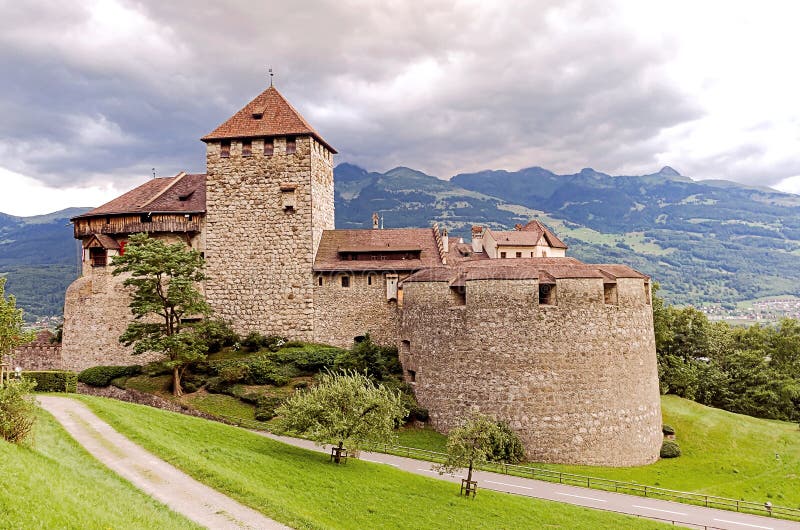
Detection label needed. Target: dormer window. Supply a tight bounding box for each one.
[252,112,263,120]
[286,136,296,155]
[220,141,231,158]
[242,139,252,157]
[178,191,194,202]
[264,138,274,156]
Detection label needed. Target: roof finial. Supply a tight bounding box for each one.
[152,168,156,179]
[268,67,274,87]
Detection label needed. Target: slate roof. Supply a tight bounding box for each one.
[201,86,337,153]
[83,233,120,250]
[72,173,207,220]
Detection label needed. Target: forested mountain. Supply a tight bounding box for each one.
[6,163,800,319]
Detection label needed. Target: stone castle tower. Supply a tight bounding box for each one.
[201,87,336,338]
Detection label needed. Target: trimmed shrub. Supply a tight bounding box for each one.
[191,318,239,354]
[219,364,249,384]
[78,365,142,387]
[662,424,675,436]
[489,421,526,464]
[242,333,287,353]
[0,378,37,443]
[292,381,309,390]
[255,396,285,422]
[660,440,682,458]
[273,346,342,374]
[22,371,77,392]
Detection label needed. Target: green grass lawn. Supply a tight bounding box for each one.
[78,395,672,530]
[0,408,198,530]
[397,396,800,508]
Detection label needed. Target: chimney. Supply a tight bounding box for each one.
[471,225,484,253]
[442,228,449,253]
[372,212,379,230]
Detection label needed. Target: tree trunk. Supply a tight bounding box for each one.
[172,366,182,397]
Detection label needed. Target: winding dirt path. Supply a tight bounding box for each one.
[38,395,289,530]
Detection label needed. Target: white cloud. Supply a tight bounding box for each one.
[0,166,138,216]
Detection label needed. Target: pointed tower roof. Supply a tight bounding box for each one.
[201,86,336,153]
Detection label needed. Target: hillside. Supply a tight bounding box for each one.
[0,207,88,321]
[337,163,800,305]
[7,163,800,318]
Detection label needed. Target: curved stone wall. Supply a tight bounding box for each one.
[399,276,662,466]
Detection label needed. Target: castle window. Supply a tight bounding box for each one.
[286,136,296,154]
[280,184,297,211]
[264,138,274,156]
[89,247,107,267]
[500,251,507,258]
[450,285,466,306]
[318,276,323,286]
[604,283,618,305]
[516,252,522,258]
[407,369,416,383]
[242,140,252,157]
[539,283,556,306]
[220,140,231,158]
[644,280,651,305]
[341,275,350,288]
[367,275,373,286]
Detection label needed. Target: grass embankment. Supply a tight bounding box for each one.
[0,408,198,530]
[398,396,800,508]
[78,395,672,530]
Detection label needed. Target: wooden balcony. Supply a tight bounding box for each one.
[74,218,201,238]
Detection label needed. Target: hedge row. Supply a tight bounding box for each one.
[22,371,77,393]
[78,365,142,387]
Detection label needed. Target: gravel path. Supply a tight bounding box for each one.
[38,395,289,530]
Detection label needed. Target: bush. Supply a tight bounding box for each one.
[409,405,429,422]
[219,364,249,384]
[242,332,286,353]
[489,422,526,464]
[660,440,682,458]
[0,378,37,443]
[662,424,675,436]
[292,381,309,390]
[192,319,239,354]
[249,359,292,386]
[273,346,342,374]
[78,365,142,387]
[22,371,77,392]
[334,335,402,380]
[255,395,285,421]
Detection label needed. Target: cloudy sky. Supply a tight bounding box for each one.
[2,0,800,215]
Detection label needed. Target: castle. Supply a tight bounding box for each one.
[62,85,663,466]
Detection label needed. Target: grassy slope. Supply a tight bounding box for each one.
[78,395,671,530]
[0,408,198,530]
[397,396,800,508]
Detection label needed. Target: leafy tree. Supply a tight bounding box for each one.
[334,334,402,380]
[273,370,407,462]
[112,233,209,397]
[436,413,510,493]
[0,277,36,366]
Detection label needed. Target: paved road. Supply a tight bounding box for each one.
[262,432,800,530]
[38,396,288,530]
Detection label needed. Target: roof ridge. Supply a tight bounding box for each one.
[140,172,186,208]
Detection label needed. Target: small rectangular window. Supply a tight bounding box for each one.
[89,247,107,267]
[318,276,323,286]
[264,138,274,156]
[220,141,231,158]
[645,281,651,305]
[604,283,618,305]
[450,285,466,306]
[341,275,350,288]
[539,283,555,305]
[140,213,152,223]
[500,251,507,258]
[242,140,252,156]
[286,136,296,154]
[368,275,373,286]
[516,252,522,258]
[407,369,416,383]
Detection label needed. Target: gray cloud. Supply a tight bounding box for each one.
[2,0,777,191]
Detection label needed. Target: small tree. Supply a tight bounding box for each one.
[112,233,210,397]
[0,378,37,443]
[436,413,511,496]
[0,277,36,376]
[273,370,407,463]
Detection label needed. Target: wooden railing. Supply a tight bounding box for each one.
[368,444,800,522]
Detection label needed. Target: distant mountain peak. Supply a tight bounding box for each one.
[658,166,681,177]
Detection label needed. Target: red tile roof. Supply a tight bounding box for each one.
[72,173,206,220]
[486,220,567,249]
[201,86,336,153]
[313,228,444,271]
[83,233,120,250]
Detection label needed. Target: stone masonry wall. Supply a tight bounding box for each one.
[313,272,399,348]
[11,331,63,371]
[204,137,333,340]
[310,138,335,256]
[400,276,662,466]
